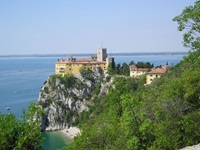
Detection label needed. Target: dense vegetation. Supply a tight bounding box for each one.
[64,1,200,149]
[108,61,153,76]
[0,103,44,150]
[65,50,200,149]
[173,0,200,50]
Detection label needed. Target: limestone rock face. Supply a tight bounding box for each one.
[37,71,111,131]
[180,144,200,150]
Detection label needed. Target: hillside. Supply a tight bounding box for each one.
[64,51,200,150]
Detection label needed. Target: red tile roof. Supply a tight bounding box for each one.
[130,65,137,70]
[56,58,106,65]
[146,68,166,74]
[129,65,149,71]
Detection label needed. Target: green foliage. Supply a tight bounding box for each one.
[43,86,49,94]
[120,63,130,76]
[38,97,53,109]
[107,62,116,75]
[129,60,135,66]
[64,50,200,149]
[173,0,200,51]
[60,75,76,88]
[136,61,153,68]
[80,68,95,82]
[0,103,44,150]
[109,61,153,76]
[48,75,58,90]
[105,75,111,82]
[93,82,101,95]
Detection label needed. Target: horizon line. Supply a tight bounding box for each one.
[0,51,188,58]
[0,51,188,56]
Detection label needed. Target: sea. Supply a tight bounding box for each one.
[0,52,187,150]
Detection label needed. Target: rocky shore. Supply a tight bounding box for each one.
[60,127,80,139]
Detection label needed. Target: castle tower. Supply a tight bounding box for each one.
[97,48,107,61]
[67,55,72,61]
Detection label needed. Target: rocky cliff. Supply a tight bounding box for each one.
[36,70,111,131]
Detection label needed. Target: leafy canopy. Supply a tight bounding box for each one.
[173,0,200,50]
[0,103,44,150]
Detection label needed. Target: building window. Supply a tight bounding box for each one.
[59,68,65,73]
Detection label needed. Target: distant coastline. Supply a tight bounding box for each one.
[0,51,188,58]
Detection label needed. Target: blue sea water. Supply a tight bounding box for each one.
[0,57,55,117]
[0,52,187,150]
[42,132,72,150]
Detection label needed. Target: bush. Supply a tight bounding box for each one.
[0,103,44,150]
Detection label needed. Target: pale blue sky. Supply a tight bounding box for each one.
[0,0,196,54]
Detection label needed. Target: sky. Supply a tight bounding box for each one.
[0,0,197,55]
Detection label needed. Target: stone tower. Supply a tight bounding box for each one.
[97,48,107,61]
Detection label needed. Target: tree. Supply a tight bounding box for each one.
[107,62,116,75]
[116,63,121,74]
[129,60,135,66]
[120,62,130,76]
[173,0,200,51]
[0,103,44,150]
[136,61,153,68]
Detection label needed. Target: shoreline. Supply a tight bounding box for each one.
[59,127,81,139]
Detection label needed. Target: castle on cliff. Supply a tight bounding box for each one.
[55,48,114,76]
